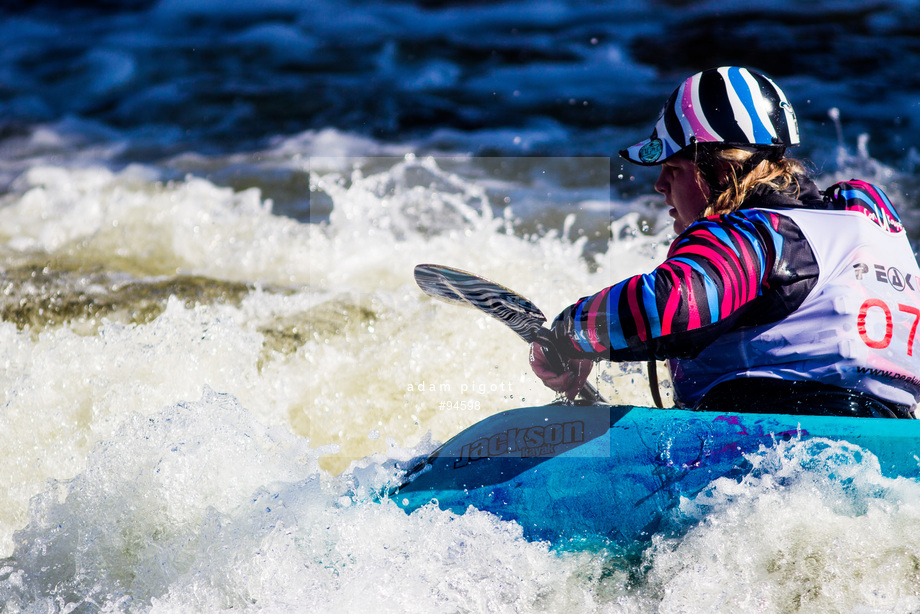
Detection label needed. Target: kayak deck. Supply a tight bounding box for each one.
[394,405,920,545]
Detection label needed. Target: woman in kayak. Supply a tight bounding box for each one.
[531,66,920,418]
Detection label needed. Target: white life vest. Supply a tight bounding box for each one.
[670,207,920,408]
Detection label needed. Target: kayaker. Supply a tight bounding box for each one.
[530,66,920,418]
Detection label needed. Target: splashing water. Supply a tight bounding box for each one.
[0,132,919,611]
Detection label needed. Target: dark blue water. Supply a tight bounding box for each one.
[3,0,918,167]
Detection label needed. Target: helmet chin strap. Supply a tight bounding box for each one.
[647,360,664,408]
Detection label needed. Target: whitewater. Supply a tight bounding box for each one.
[2,0,920,611]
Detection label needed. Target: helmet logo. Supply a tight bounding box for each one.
[639,138,663,163]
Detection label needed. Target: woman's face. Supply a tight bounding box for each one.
[654,156,710,234]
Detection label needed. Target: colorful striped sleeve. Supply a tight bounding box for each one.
[551,210,817,361]
[825,180,904,233]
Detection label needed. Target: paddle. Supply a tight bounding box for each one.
[414,264,606,404]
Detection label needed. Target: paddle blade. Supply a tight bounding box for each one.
[414,264,547,343]
[413,263,607,405]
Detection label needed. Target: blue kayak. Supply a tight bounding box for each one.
[394,404,920,545]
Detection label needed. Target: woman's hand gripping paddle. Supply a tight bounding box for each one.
[413,264,606,404]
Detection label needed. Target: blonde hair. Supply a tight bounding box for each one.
[695,147,806,217]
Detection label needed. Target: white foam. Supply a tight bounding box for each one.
[0,157,667,556]
[635,439,920,612]
[0,389,606,612]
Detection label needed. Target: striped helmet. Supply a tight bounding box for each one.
[620,66,800,166]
